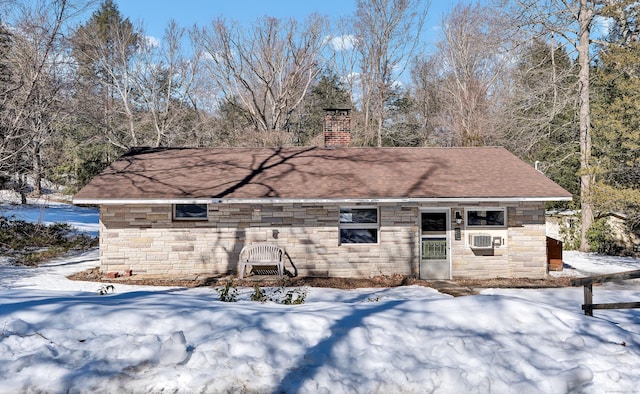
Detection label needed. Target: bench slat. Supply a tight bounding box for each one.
[238,244,285,279]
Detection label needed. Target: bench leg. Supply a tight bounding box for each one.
[239,263,246,279]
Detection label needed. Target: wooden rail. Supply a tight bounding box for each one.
[570,269,640,316]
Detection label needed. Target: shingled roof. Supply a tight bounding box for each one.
[72,146,573,203]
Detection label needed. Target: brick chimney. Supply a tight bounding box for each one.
[323,108,351,148]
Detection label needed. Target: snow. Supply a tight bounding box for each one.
[1,203,640,393]
[0,191,99,236]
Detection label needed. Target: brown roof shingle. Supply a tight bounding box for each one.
[72,146,572,202]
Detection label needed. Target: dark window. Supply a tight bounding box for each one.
[339,208,378,244]
[340,228,378,244]
[174,204,208,220]
[340,208,378,224]
[466,209,505,227]
[421,212,447,233]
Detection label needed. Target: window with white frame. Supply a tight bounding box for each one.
[466,208,506,227]
[174,203,208,220]
[339,207,379,244]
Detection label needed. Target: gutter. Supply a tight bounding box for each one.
[73,196,574,205]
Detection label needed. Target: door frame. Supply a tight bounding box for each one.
[419,208,451,280]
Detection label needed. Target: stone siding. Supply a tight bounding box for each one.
[449,202,547,279]
[99,201,548,279]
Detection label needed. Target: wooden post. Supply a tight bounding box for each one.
[571,269,640,317]
[583,284,593,316]
[571,269,640,286]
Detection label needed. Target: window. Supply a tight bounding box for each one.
[339,207,378,244]
[174,204,208,220]
[466,208,505,227]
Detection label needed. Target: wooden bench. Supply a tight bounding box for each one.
[238,244,285,279]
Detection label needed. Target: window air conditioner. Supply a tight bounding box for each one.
[470,234,493,249]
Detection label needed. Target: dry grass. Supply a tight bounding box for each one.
[453,276,573,289]
[67,268,573,293]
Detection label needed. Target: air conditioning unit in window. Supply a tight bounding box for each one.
[470,234,493,249]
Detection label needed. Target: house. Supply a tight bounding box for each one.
[73,110,573,280]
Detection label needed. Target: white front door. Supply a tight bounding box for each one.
[419,210,451,280]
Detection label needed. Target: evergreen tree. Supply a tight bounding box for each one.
[293,71,352,145]
[72,0,139,90]
[59,1,140,191]
[591,2,640,228]
[593,42,640,189]
[0,22,12,88]
[71,0,140,148]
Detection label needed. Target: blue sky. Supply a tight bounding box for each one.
[114,0,468,47]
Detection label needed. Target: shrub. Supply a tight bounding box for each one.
[250,285,268,302]
[586,218,622,255]
[269,287,307,305]
[559,217,581,250]
[246,285,307,304]
[0,215,97,265]
[216,280,238,302]
[98,285,115,295]
[628,213,640,235]
[281,288,307,305]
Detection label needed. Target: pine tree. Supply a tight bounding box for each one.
[591,2,640,229]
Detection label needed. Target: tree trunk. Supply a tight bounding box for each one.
[377,89,383,147]
[578,0,594,252]
[18,173,27,205]
[33,143,42,197]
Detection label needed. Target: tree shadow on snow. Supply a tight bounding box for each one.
[273,299,407,393]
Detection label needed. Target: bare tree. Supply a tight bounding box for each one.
[344,0,429,147]
[497,38,577,160]
[434,3,514,146]
[506,0,608,251]
[0,0,86,200]
[133,20,201,147]
[409,57,453,146]
[72,0,141,149]
[73,3,206,151]
[194,14,328,136]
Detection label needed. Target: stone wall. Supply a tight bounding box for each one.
[99,201,548,279]
[449,202,548,279]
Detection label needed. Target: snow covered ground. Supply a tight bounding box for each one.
[1,202,639,393]
[0,192,99,236]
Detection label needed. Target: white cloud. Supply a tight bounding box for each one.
[200,50,226,64]
[145,35,161,49]
[326,34,357,51]
[592,15,613,39]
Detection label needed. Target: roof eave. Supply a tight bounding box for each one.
[73,196,574,205]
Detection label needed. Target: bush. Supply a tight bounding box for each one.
[250,285,268,302]
[0,215,97,265]
[216,280,238,302]
[244,284,307,304]
[558,216,581,251]
[215,282,307,304]
[628,212,640,235]
[267,287,307,305]
[281,288,307,305]
[586,218,622,255]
